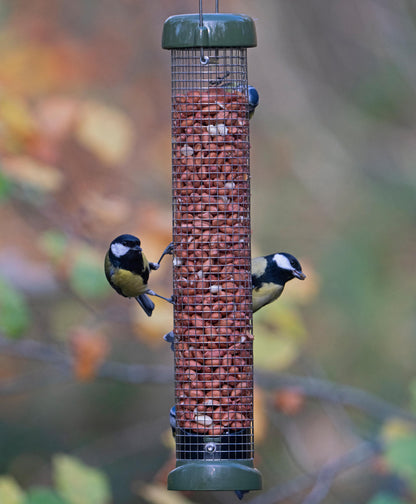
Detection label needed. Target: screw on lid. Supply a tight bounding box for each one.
[162,13,257,49]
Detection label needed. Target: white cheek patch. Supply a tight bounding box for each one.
[111,242,130,258]
[273,253,292,271]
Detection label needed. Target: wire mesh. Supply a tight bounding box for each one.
[171,48,253,461]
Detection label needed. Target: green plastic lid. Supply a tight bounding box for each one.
[162,13,257,49]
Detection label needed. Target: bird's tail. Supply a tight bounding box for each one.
[135,294,155,317]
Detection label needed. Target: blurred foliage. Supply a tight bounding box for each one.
[0,276,30,337]
[54,455,111,504]
[0,1,414,503]
[0,455,111,504]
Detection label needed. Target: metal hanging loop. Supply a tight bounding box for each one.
[199,0,220,65]
[199,0,219,65]
[199,0,209,64]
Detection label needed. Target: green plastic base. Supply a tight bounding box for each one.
[168,460,262,491]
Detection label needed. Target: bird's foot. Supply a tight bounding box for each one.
[147,290,174,304]
[163,331,175,351]
[163,331,174,343]
[152,242,174,269]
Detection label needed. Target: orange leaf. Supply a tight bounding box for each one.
[254,386,268,443]
[0,92,36,151]
[69,327,110,381]
[273,388,305,415]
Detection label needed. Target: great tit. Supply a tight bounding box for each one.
[104,234,173,316]
[163,252,304,347]
[252,252,305,312]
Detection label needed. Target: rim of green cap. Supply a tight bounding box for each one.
[162,13,257,49]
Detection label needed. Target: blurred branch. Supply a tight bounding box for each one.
[73,415,169,466]
[300,441,379,504]
[0,335,413,424]
[246,440,381,504]
[256,371,416,423]
[0,367,69,395]
[99,359,173,384]
[0,334,172,388]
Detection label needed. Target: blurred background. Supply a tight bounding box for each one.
[0,1,415,503]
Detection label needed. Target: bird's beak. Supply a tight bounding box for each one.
[293,270,306,280]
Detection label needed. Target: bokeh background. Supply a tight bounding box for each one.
[0,1,415,503]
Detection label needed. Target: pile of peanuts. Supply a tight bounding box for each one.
[172,87,253,436]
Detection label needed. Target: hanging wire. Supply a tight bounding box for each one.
[199,0,220,65]
[199,0,204,25]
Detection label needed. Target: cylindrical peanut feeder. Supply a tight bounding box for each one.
[163,10,262,492]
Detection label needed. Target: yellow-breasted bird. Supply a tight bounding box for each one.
[104,234,173,316]
[252,252,305,312]
[163,252,305,347]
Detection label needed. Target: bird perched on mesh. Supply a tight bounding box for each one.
[104,234,173,317]
[208,75,259,119]
[169,405,176,437]
[247,85,259,119]
[252,252,305,312]
[163,252,305,347]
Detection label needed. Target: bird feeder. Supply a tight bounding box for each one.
[163,4,262,492]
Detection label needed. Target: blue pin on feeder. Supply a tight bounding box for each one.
[162,5,262,494]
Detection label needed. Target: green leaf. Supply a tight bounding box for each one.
[353,64,414,123]
[253,302,305,371]
[0,476,25,504]
[53,455,111,504]
[254,329,299,371]
[0,170,13,201]
[0,277,30,338]
[385,434,416,491]
[367,492,406,504]
[38,231,68,263]
[23,488,69,504]
[409,378,416,415]
[69,248,108,299]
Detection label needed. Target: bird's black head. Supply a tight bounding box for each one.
[109,234,141,262]
[272,252,306,283]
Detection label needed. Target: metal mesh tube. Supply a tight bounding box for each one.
[171,48,253,461]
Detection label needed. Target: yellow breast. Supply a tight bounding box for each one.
[252,282,283,313]
[111,268,147,298]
